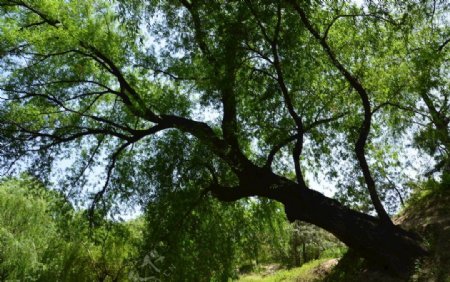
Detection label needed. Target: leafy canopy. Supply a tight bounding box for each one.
[0,0,449,217]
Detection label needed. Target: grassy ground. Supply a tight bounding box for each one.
[236,258,337,282]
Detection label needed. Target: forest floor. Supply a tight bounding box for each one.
[237,186,450,282]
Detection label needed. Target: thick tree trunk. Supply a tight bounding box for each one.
[211,167,428,277]
[278,185,426,276]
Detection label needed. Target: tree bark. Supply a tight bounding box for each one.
[279,184,426,276]
[211,167,428,277]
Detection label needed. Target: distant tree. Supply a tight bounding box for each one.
[142,185,289,280]
[286,221,344,267]
[0,177,141,281]
[0,177,60,281]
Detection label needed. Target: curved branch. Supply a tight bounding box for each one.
[265,134,298,168]
[287,0,392,225]
[78,44,161,123]
[5,0,61,27]
[265,112,348,168]
[373,101,429,120]
[323,13,401,40]
[304,111,349,132]
[248,0,306,187]
[88,141,134,224]
[4,1,161,124]
[6,121,134,144]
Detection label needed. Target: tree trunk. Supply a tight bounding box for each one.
[302,242,306,265]
[278,185,426,276]
[211,167,428,277]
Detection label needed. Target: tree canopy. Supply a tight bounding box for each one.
[1,0,449,276]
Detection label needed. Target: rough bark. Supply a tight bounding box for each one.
[210,166,428,277]
[279,184,426,276]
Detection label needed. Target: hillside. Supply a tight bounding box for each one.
[395,188,450,281]
[324,187,450,282]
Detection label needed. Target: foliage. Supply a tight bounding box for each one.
[0,177,142,281]
[140,180,342,280]
[280,222,345,268]
[1,176,344,281]
[0,177,60,281]
[2,0,446,217]
[142,190,290,281]
[1,0,450,279]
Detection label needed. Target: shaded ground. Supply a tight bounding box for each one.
[236,258,338,282]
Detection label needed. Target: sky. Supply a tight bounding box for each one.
[1,0,440,220]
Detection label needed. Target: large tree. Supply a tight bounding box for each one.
[1,0,448,276]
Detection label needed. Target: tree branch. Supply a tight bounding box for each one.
[304,111,349,132]
[5,0,61,27]
[373,101,429,119]
[265,112,348,168]
[287,0,392,224]
[180,0,241,150]
[88,141,134,224]
[3,0,258,194]
[438,37,450,52]
[248,0,307,187]
[323,13,401,40]
[265,134,298,168]
[208,183,255,202]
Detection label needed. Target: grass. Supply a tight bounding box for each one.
[236,258,331,282]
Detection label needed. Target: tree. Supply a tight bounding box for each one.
[1,0,448,276]
[0,177,61,281]
[0,176,142,281]
[142,187,290,280]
